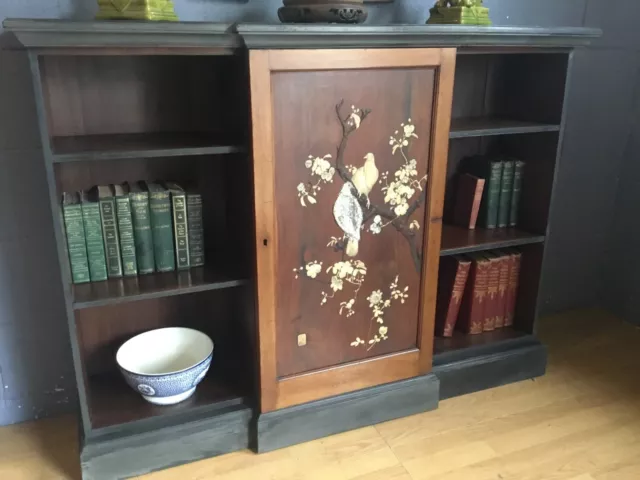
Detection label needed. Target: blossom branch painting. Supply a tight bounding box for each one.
[293,100,428,350]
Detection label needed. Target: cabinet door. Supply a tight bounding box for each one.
[250,48,455,412]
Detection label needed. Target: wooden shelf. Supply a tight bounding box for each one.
[51,132,245,163]
[440,225,545,256]
[449,117,560,139]
[73,267,247,310]
[434,328,531,360]
[87,372,246,431]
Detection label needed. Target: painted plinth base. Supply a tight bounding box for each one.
[256,374,439,453]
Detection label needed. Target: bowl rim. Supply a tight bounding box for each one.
[116,327,214,377]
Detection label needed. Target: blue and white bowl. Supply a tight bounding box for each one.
[116,327,214,406]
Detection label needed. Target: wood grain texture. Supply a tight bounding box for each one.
[251,48,455,412]
[249,50,279,413]
[271,67,433,378]
[2,310,638,480]
[417,48,455,373]
[276,350,420,410]
[38,55,244,138]
[267,48,442,71]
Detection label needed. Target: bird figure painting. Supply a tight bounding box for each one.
[333,153,379,257]
[333,183,363,257]
[351,153,379,208]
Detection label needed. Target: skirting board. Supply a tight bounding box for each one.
[434,339,548,400]
[256,373,439,453]
[81,404,252,480]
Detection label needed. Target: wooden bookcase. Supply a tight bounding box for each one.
[4,20,600,480]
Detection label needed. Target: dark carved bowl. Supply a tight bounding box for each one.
[278,3,368,24]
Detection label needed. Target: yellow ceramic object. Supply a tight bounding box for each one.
[96,0,178,21]
[427,0,491,26]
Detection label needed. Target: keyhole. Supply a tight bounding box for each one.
[263,239,268,246]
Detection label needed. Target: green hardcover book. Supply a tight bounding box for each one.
[129,182,155,275]
[93,185,123,278]
[147,182,175,272]
[165,182,190,270]
[497,159,515,228]
[62,192,90,284]
[80,191,108,282]
[462,156,504,229]
[187,192,205,267]
[509,161,526,227]
[113,184,138,277]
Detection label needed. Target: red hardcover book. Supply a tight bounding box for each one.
[495,251,510,328]
[453,174,486,230]
[435,256,472,337]
[483,254,501,331]
[505,250,522,327]
[457,254,490,335]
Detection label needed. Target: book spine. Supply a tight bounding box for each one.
[442,260,471,337]
[150,190,175,272]
[130,193,155,274]
[81,202,108,282]
[100,197,123,278]
[171,192,190,270]
[187,194,205,267]
[509,161,525,227]
[484,257,500,331]
[457,258,489,335]
[498,161,514,228]
[496,254,510,328]
[505,251,522,327]
[469,180,485,230]
[482,162,503,229]
[115,195,138,277]
[63,202,90,284]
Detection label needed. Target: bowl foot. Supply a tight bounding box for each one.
[143,387,196,405]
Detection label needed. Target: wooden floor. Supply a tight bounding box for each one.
[1,309,639,480]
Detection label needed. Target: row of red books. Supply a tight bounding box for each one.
[435,249,522,337]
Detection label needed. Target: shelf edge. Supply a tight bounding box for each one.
[53,145,245,163]
[440,235,545,256]
[73,278,248,310]
[449,124,561,139]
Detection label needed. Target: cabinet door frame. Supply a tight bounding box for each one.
[250,47,456,412]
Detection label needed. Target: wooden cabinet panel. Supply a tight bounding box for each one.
[250,48,455,412]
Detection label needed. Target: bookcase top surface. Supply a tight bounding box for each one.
[3,19,601,51]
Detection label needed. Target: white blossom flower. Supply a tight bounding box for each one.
[369,215,383,234]
[394,203,409,216]
[350,337,365,347]
[305,159,312,168]
[403,123,418,139]
[305,262,322,279]
[297,183,306,193]
[368,290,383,307]
[330,276,344,292]
[410,220,420,231]
[379,326,388,337]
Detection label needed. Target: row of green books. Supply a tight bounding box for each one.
[62,182,205,284]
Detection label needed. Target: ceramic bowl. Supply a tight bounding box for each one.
[116,327,214,406]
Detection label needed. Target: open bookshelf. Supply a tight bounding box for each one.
[29,49,256,453]
[433,50,570,396]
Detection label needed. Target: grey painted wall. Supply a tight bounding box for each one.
[0,0,634,424]
[598,5,640,325]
